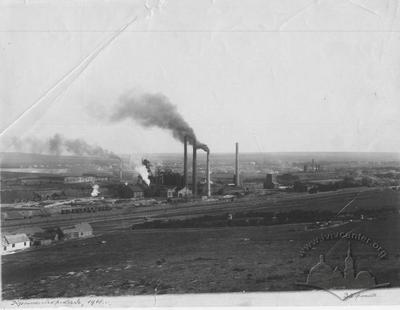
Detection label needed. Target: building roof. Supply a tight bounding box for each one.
[61,222,92,234]
[32,230,58,240]
[177,186,192,192]
[75,222,93,232]
[2,211,25,220]
[242,181,264,185]
[243,176,270,183]
[3,233,30,245]
[212,174,235,180]
[130,184,145,192]
[159,186,177,191]
[13,227,44,236]
[19,175,64,181]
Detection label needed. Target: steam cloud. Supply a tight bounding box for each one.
[91,184,100,197]
[111,92,209,152]
[9,134,118,158]
[135,165,150,185]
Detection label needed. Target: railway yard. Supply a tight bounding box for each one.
[2,186,400,299]
[2,187,395,234]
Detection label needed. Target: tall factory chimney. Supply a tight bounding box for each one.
[183,135,188,188]
[192,139,197,197]
[206,151,211,197]
[235,142,239,186]
[119,158,123,181]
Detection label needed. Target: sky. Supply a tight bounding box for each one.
[1,0,400,154]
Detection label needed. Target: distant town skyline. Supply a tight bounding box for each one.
[1,0,400,154]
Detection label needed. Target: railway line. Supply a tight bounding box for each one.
[2,187,387,234]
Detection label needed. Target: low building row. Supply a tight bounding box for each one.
[1,222,93,255]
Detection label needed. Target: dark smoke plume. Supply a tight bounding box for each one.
[111,92,209,152]
[9,134,118,158]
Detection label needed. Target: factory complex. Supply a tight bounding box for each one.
[1,145,400,258]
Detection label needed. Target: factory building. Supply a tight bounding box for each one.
[115,183,145,199]
[177,186,192,198]
[242,182,264,192]
[63,174,111,184]
[132,135,211,199]
[159,186,177,198]
[264,174,276,189]
[20,175,64,185]
[64,176,96,184]
[130,185,145,198]
[304,159,321,172]
[2,208,48,220]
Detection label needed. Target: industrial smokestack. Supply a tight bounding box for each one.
[206,150,211,197]
[235,142,239,186]
[192,139,197,197]
[119,158,123,181]
[184,135,188,188]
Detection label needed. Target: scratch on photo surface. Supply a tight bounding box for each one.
[348,0,381,17]
[0,15,138,138]
[278,0,320,30]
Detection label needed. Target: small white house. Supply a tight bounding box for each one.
[2,233,31,254]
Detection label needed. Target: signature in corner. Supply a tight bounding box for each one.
[296,282,386,301]
[9,297,110,307]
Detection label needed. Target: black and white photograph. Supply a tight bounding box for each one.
[1,0,400,307]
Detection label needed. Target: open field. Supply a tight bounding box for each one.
[2,216,399,299]
[2,187,399,299]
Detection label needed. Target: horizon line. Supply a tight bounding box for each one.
[1,151,400,156]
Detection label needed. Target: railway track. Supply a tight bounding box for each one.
[2,187,385,233]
